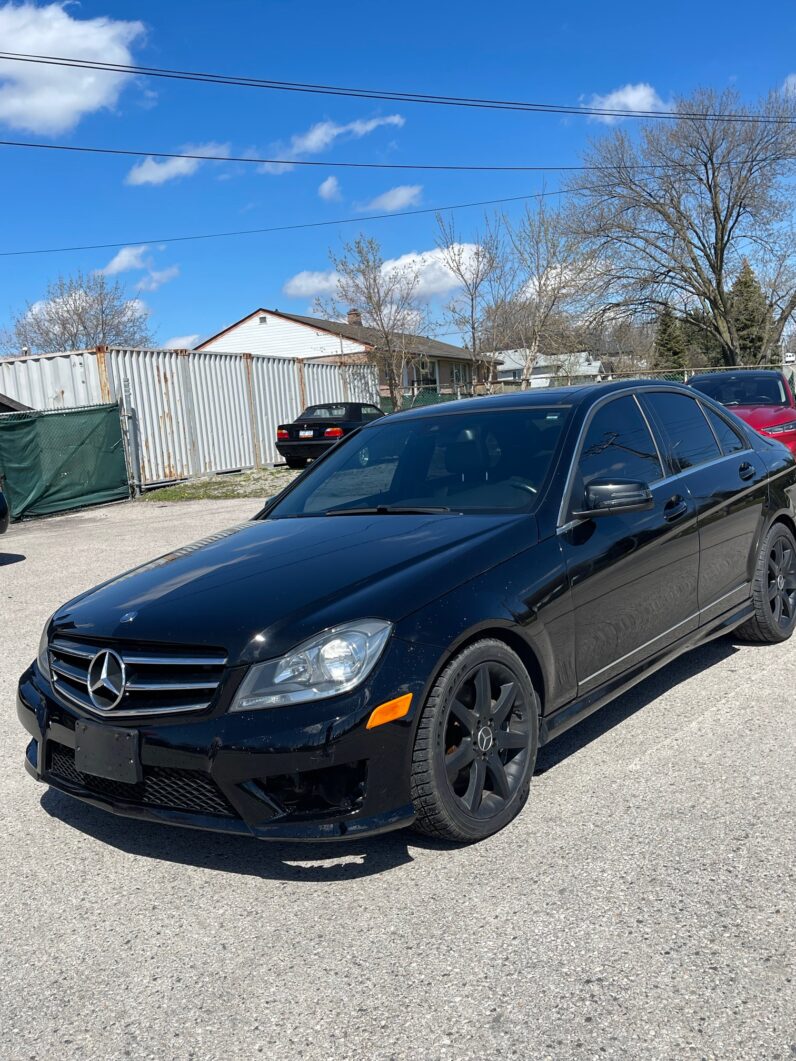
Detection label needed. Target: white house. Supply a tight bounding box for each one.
[196,307,476,396]
[490,349,607,386]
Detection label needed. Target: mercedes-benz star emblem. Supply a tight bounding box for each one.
[476,726,494,753]
[87,649,127,710]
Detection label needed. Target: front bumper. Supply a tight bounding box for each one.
[17,638,439,841]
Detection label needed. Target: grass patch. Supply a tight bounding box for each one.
[138,468,299,502]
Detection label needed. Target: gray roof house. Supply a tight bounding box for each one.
[197,307,477,396]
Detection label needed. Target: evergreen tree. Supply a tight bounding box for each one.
[681,311,725,368]
[653,305,687,371]
[730,260,775,364]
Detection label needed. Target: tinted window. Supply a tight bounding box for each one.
[269,407,570,516]
[300,405,347,419]
[642,392,721,472]
[575,397,663,498]
[701,404,747,454]
[690,374,787,407]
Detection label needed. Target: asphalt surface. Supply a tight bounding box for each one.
[1,499,794,1061]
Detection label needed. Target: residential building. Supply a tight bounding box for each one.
[196,307,476,397]
[489,349,607,386]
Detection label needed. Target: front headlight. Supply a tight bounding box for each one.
[764,420,796,435]
[37,618,52,682]
[230,619,393,711]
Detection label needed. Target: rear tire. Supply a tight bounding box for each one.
[285,458,308,470]
[410,640,538,843]
[737,522,796,644]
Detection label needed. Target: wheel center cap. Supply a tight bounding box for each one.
[476,726,494,753]
[777,574,786,591]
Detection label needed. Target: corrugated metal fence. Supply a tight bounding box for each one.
[0,347,379,487]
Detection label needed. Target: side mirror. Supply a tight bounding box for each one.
[573,478,654,518]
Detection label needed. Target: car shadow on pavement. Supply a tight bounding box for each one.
[0,551,25,566]
[40,636,740,879]
[39,787,443,881]
[535,635,739,774]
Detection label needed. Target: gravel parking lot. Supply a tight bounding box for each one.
[1,499,794,1060]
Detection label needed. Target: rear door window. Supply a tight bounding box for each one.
[641,392,721,473]
[701,404,748,454]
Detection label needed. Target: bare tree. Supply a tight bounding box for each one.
[3,271,153,354]
[435,213,501,389]
[321,236,429,411]
[569,87,796,365]
[503,198,601,386]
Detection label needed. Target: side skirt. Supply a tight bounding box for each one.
[539,601,754,746]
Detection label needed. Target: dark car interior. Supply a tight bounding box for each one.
[272,408,571,516]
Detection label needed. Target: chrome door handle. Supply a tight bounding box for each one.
[739,462,755,482]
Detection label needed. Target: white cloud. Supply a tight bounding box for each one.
[359,184,422,212]
[135,265,180,292]
[283,270,340,299]
[260,114,405,174]
[283,243,479,302]
[126,142,231,186]
[585,82,671,124]
[0,3,145,134]
[783,74,796,96]
[163,334,200,349]
[99,245,149,275]
[318,175,342,201]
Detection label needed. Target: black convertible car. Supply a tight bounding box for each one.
[18,382,796,843]
[276,401,384,468]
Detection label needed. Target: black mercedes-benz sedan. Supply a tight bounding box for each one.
[18,382,796,843]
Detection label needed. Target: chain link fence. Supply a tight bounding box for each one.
[380,365,796,414]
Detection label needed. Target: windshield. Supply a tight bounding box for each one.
[268,407,570,517]
[691,375,787,407]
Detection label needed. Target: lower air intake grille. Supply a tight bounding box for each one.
[48,743,236,818]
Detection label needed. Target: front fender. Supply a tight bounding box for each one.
[395,536,574,715]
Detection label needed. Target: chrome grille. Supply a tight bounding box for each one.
[49,636,227,718]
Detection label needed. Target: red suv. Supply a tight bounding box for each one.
[687,370,796,454]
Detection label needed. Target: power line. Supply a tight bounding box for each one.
[1,51,793,125]
[0,137,696,172]
[0,189,564,258]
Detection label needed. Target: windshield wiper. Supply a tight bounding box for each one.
[324,505,452,516]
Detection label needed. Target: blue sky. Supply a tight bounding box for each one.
[1,0,795,348]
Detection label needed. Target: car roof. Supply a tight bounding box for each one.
[386,379,696,421]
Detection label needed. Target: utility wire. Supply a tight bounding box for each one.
[0,137,708,172]
[0,190,564,258]
[0,51,793,125]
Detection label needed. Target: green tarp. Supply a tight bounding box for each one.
[0,404,130,519]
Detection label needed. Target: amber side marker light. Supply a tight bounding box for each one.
[366,693,413,730]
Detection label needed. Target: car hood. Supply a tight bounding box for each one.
[731,405,796,430]
[53,513,537,663]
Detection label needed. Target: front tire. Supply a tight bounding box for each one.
[410,640,539,842]
[737,522,796,643]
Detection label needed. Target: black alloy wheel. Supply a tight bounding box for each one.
[767,533,796,630]
[411,640,538,842]
[738,522,796,644]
